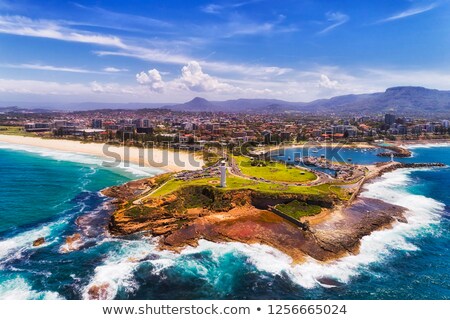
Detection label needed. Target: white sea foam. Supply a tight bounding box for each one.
[0,221,66,264]
[260,168,443,288]
[404,142,450,150]
[80,167,446,297]
[82,238,166,300]
[0,277,62,300]
[0,142,162,178]
[173,168,445,289]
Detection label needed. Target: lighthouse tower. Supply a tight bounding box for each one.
[220,161,227,188]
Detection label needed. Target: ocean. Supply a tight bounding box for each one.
[0,142,449,299]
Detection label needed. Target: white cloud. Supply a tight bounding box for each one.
[136,61,241,94]
[136,69,165,93]
[223,14,297,37]
[1,63,103,74]
[103,67,128,72]
[95,47,291,77]
[3,66,450,103]
[201,1,262,14]
[317,11,349,35]
[179,61,235,92]
[0,15,126,48]
[90,81,136,94]
[377,2,439,23]
[0,78,92,95]
[318,74,339,89]
[0,14,291,78]
[201,4,223,14]
[73,3,172,29]
[90,81,105,93]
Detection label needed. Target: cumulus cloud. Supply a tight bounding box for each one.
[90,81,105,93]
[136,61,240,94]
[318,74,339,89]
[136,69,165,93]
[179,61,234,92]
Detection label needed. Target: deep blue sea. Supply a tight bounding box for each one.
[0,142,449,299]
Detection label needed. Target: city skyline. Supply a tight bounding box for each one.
[1,0,450,104]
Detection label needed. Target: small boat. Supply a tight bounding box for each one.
[347,158,352,162]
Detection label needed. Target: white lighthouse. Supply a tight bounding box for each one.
[220,161,227,188]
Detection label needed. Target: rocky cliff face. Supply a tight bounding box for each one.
[104,182,405,263]
[107,184,336,236]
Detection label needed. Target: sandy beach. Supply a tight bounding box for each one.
[0,135,204,172]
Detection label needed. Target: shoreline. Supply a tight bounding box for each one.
[100,160,445,267]
[254,141,377,155]
[394,138,450,146]
[0,134,204,172]
[258,138,450,156]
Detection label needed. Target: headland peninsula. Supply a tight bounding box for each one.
[99,144,444,269]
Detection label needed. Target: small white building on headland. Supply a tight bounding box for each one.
[220,161,227,188]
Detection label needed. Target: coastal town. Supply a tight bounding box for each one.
[0,106,449,151]
[2,0,450,309]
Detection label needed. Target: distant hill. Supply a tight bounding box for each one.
[168,87,450,116]
[301,87,450,115]
[169,97,303,113]
[1,86,449,116]
[0,106,53,113]
[0,101,169,111]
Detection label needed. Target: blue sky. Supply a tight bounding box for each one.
[0,0,449,103]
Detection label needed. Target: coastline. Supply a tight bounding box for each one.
[2,139,446,299]
[395,138,450,146]
[101,165,422,266]
[0,134,204,172]
[255,141,377,155]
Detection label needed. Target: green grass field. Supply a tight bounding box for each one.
[149,174,338,199]
[0,126,36,137]
[145,154,350,201]
[233,155,316,182]
[275,200,322,219]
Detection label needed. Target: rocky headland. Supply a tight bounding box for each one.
[97,160,444,264]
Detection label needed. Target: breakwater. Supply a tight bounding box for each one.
[377,145,412,158]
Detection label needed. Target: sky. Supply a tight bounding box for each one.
[0,0,449,104]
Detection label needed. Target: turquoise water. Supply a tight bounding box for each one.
[274,146,388,165]
[0,142,449,299]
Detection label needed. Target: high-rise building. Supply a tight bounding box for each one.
[384,113,396,125]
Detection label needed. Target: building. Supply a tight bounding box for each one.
[24,123,51,132]
[384,113,396,126]
[220,161,227,188]
[398,124,407,135]
[91,119,103,129]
